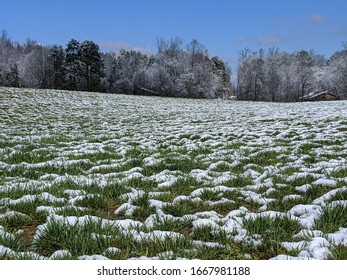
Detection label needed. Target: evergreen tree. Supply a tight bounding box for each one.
[65,39,81,90]
[49,45,65,89]
[0,68,3,86]
[79,40,103,91]
[4,64,20,87]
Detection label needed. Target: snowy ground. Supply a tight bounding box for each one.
[0,87,346,260]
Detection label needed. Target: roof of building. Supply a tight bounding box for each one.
[301,91,338,100]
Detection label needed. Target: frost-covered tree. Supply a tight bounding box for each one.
[237,48,265,100]
[100,52,117,92]
[185,39,222,98]
[0,30,25,86]
[235,47,334,102]
[211,56,232,98]
[187,38,207,66]
[20,45,51,88]
[0,30,13,73]
[0,31,231,98]
[147,37,228,98]
[153,37,186,97]
[109,49,149,94]
[3,30,347,101]
[262,48,283,102]
[294,50,314,99]
[326,44,347,98]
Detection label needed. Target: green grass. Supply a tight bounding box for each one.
[287,174,317,187]
[245,150,283,167]
[1,149,57,165]
[131,193,156,221]
[330,167,347,178]
[151,216,194,236]
[125,177,157,192]
[243,215,301,240]
[0,161,94,179]
[159,176,204,198]
[1,88,347,260]
[74,195,108,211]
[313,204,347,233]
[5,198,65,218]
[191,226,227,243]
[33,219,113,257]
[329,245,347,260]
[0,213,32,233]
[130,236,193,258]
[0,185,43,200]
[267,197,306,212]
[222,190,262,212]
[53,207,94,217]
[206,201,236,216]
[33,217,194,259]
[242,215,302,259]
[189,147,212,157]
[199,189,223,201]
[162,200,207,217]
[303,184,339,202]
[324,189,347,203]
[68,151,122,162]
[0,233,22,252]
[211,158,246,174]
[163,157,208,173]
[223,176,253,188]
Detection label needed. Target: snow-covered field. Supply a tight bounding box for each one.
[0,87,346,260]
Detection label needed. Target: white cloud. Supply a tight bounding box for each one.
[306,14,327,24]
[257,35,287,46]
[98,40,152,54]
[331,27,347,36]
[234,36,248,43]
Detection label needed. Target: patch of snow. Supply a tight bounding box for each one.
[282,241,307,251]
[288,204,322,229]
[192,219,219,231]
[104,247,121,255]
[312,178,337,187]
[312,187,347,206]
[0,245,14,257]
[114,203,139,216]
[50,250,72,260]
[327,228,347,245]
[282,194,302,202]
[192,240,225,248]
[78,254,110,260]
[63,189,86,198]
[306,237,332,259]
[295,184,312,193]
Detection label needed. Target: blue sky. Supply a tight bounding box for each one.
[1,0,347,67]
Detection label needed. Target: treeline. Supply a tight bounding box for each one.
[1,29,346,101]
[237,45,347,101]
[0,31,231,99]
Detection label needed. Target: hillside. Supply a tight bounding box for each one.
[0,87,346,260]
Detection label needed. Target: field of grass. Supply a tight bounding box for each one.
[0,87,346,260]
